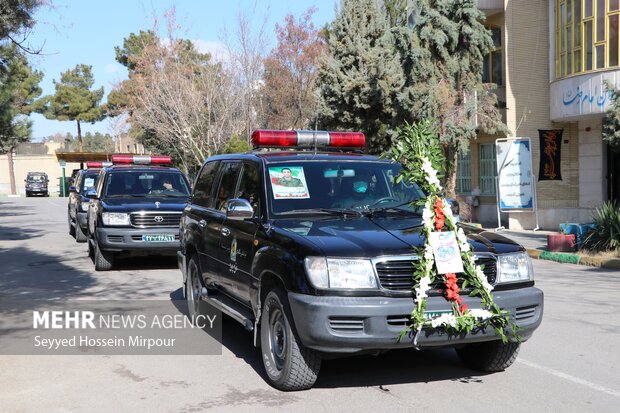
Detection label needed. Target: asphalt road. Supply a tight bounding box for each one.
[1,197,619,413]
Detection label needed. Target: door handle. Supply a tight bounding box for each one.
[221,227,230,237]
[198,219,207,228]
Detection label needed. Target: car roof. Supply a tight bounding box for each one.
[205,151,391,164]
[103,165,183,173]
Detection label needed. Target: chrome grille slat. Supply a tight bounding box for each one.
[375,256,497,292]
[130,212,182,228]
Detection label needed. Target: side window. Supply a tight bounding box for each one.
[215,162,242,212]
[193,161,220,208]
[236,162,261,217]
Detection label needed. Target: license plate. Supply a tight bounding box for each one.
[142,234,175,242]
[424,310,452,319]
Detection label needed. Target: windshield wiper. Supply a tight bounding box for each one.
[277,208,362,217]
[369,201,421,216]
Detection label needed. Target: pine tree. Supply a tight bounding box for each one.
[410,0,508,196]
[316,0,404,153]
[38,64,106,152]
[603,80,620,152]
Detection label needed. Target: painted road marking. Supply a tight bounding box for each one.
[518,358,620,399]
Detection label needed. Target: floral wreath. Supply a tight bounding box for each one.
[388,122,517,345]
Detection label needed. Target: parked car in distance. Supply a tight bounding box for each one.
[67,163,105,242]
[86,155,191,271]
[25,172,49,197]
[178,130,544,391]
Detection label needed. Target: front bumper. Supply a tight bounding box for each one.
[26,187,47,193]
[96,227,180,253]
[287,287,543,353]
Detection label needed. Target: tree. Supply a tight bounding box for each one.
[407,0,508,196]
[66,131,114,152]
[118,23,243,172]
[316,0,404,153]
[0,0,44,54]
[38,64,106,151]
[263,8,326,130]
[0,43,43,194]
[603,80,620,152]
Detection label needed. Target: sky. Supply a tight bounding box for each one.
[25,0,338,141]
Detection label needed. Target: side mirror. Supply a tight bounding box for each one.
[86,188,98,199]
[68,186,77,193]
[226,198,254,221]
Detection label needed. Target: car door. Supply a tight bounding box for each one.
[219,161,261,304]
[202,161,242,293]
[184,160,221,286]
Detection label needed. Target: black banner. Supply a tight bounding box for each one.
[539,129,563,181]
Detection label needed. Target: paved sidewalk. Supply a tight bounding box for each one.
[492,228,620,270]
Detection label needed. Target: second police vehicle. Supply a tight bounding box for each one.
[86,155,191,271]
[178,130,544,391]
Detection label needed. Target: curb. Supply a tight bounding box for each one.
[525,248,620,270]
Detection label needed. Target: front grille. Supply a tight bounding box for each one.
[375,256,497,292]
[130,212,181,228]
[328,317,364,334]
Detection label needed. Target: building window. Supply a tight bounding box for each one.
[479,144,497,195]
[482,26,503,86]
[456,151,472,194]
[556,0,620,77]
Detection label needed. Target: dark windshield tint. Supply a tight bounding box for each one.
[27,175,47,182]
[267,161,425,215]
[104,171,190,197]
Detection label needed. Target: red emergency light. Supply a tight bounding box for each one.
[251,130,366,149]
[86,161,112,168]
[111,155,172,165]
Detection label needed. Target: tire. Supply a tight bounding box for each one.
[260,288,321,391]
[456,340,521,372]
[94,240,114,271]
[75,223,87,243]
[185,256,203,323]
[68,215,76,237]
[25,192,30,197]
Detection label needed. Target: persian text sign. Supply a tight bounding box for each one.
[495,138,534,210]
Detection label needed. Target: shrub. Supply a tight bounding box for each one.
[582,201,620,251]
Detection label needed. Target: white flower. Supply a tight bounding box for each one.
[421,157,443,190]
[442,201,453,217]
[422,206,433,230]
[469,309,494,320]
[424,244,434,260]
[460,242,471,252]
[457,228,468,244]
[476,266,494,292]
[415,276,432,301]
[430,313,457,328]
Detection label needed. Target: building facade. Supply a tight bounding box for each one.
[460,0,618,230]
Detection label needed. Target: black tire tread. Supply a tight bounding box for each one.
[94,242,114,271]
[75,223,87,242]
[261,289,321,391]
[456,340,520,372]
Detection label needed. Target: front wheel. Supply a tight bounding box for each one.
[456,340,521,372]
[185,256,203,323]
[75,223,87,243]
[260,289,321,391]
[94,240,114,271]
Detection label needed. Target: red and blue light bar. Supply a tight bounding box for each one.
[111,155,172,165]
[251,130,366,149]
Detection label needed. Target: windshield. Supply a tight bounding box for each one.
[27,175,46,182]
[79,172,100,195]
[104,171,190,198]
[267,161,425,215]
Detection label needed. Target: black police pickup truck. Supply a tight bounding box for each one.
[178,130,544,390]
[68,163,105,242]
[87,155,191,271]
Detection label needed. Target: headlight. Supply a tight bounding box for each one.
[497,252,534,284]
[304,257,377,289]
[80,203,89,212]
[102,212,130,226]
